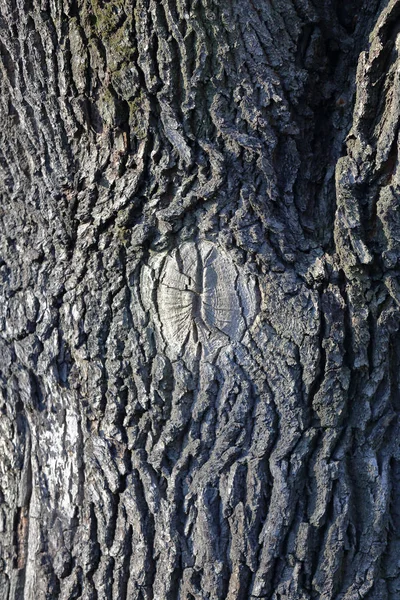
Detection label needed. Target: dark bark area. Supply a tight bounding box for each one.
[0,0,399,598]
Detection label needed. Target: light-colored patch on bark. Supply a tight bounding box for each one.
[141,240,259,359]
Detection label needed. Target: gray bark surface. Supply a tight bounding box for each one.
[0,0,399,598]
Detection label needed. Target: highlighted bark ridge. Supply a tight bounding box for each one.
[142,241,258,357]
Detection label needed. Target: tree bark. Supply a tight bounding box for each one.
[0,0,399,598]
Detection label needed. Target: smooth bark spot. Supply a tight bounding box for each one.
[142,241,258,357]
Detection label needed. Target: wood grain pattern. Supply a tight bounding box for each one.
[143,241,258,358]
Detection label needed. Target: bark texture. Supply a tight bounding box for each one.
[0,0,399,598]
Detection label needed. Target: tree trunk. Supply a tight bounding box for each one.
[0,0,399,598]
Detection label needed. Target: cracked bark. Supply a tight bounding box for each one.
[0,0,400,598]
